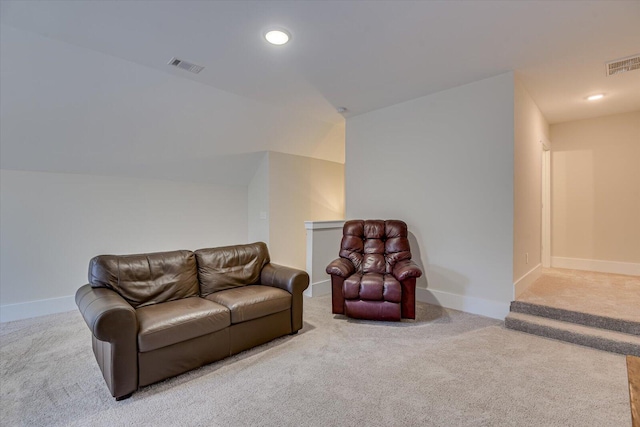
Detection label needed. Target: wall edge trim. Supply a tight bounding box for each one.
[416,288,510,320]
[303,279,331,298]
[514,263,543,299]
[1,295,76,323]
[551,257,640,276]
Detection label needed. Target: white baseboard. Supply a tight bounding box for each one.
[551,257,640,276]
[303,279,331,298]
[513,263,542,299]
[415,288,510,320]
[0,295,76,323]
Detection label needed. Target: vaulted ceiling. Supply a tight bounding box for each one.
[1,1,639,182]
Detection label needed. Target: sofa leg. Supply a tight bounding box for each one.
[116,393,133,401]
[290,330,299,335]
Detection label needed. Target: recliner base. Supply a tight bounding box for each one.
[344,299,401,321]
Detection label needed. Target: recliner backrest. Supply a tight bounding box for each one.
[339,220,412,274]
[88,250,199,308]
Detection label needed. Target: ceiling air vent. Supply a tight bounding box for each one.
[605,54,640,76]
[168,57,204,74]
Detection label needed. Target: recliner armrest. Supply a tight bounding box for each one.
[392,260,423,281]
[326,258,355,278]
[75,284,137,342]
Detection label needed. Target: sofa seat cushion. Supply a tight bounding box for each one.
[205,285,291,324]
[343,273,402,303]
[137,297,230,352]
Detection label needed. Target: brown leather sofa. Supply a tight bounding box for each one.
[75,242,308,400]
[326,220,422,321]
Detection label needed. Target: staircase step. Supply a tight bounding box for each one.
[505,312,640,356]
[510,300,640,336]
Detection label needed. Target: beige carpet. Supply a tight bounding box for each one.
[518,268,640,323]
[0,296,631,426]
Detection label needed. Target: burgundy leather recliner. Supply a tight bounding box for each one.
[326,220,423,321]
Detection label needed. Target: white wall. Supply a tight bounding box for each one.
[550,111,640,274]
[346,73,515,319]
[248,152,270,244]
[0,170,248,321]
[513,78,549,289]
[268,152,345,270]
[247,151,345,271]
[0,25,348,322]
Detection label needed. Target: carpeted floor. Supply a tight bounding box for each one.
[0,296,631,426]
[517,268,640,323]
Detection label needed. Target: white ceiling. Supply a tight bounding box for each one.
[1,0,639,126]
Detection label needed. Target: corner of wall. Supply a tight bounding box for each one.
[247,152,270,244]
[513,77,549,283]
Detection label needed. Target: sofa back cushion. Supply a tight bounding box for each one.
[89,250,199,308]
[195,242,270,297]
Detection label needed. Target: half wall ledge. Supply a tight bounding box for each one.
[304,220,345,297]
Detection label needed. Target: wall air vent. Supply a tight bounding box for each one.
[168,57,204,74]
[605,54,640,76]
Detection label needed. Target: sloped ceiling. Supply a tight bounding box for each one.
[0,25,343,184]
[1,1,639,183]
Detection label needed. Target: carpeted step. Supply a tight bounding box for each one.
[510,300,640,336]
[505,312,640,356]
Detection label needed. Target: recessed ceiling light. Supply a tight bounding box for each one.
[587,94,604,101]
[265,29,290,45]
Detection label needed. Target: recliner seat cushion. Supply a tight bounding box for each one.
[195,242,270,296]
[136,297,230,352]
[89,250,199,308]
[343,273,402,302]
[205,285,291,324]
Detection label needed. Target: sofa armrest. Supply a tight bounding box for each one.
[260,263,309,295]
[326,258,355,278]
[260,263,309,332]
[392,260,423,281]
[76,284,137,342]
[75,284,138,399]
